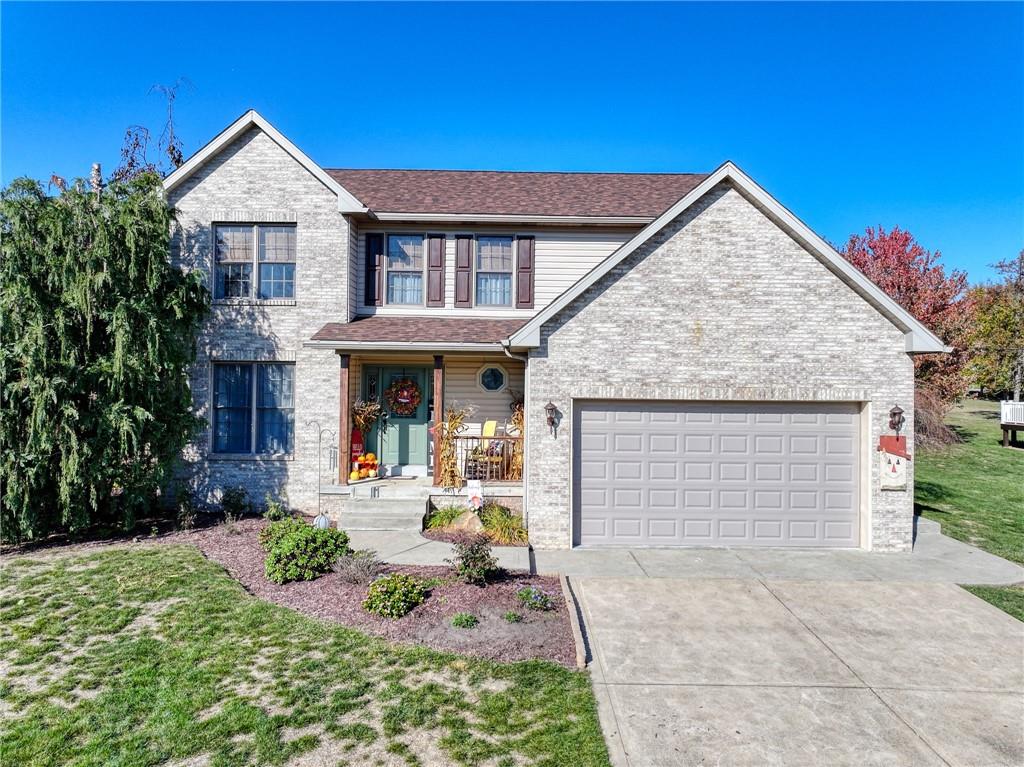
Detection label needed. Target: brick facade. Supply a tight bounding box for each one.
[169,127,348,511]
[524,183,915,551]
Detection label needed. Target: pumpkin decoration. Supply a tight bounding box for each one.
[384,378,422,417]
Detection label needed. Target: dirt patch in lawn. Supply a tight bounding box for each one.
[160,519,575,667]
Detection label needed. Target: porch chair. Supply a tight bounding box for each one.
[465,420,507,481]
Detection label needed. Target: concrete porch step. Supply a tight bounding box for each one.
[335,497,427,531]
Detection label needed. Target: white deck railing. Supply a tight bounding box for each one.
[1002,400,1024,426]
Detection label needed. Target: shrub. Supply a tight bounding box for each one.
[363,574,426,619]
[451,612,479,629]
[446,534,499,586]
[479,503,527,545]
[503,611,522,624]
[427,505,464,530]
[263,493,290,521]
[517,586,553,611]
[334,549,384,585]
[221,486,252,520]
[176,494,198,531]
[261,518,350,584]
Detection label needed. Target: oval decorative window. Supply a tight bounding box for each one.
[477,365,507,393]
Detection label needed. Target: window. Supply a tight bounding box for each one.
[475,236,513,306]
[213,363,294,454]
[215,224,295,300]
[477,365,508,393]
[386,235,424,304]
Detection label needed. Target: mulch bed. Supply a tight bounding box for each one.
[160,519,576,667]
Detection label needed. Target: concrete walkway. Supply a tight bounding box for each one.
[352,517,1024,585]
[579,576,1024,767]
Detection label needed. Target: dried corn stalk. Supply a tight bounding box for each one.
[507,399,525,481]
[438,404,473,490]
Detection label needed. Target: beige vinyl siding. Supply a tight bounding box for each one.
[353,225,636,316]
[347,217,360,320]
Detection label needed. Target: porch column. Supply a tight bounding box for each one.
[338,352,351,485]
[433,355,444,486]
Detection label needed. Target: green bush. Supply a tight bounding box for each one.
[263,493,290,521]
[517,586,553,611]
[221,486,252,521]
[503,611,522,624]
[479,503,528,545]
[446,534,499,586]
[261,518,350,584]
[363,573,427,619]
[427,505,464,529]
[451,612,479,629]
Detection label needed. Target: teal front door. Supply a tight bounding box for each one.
[369,366,431,468]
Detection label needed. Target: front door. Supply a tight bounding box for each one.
[372,366,431,469]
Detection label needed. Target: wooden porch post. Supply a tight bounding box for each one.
[432,355,444,486]
[338,352,351,485]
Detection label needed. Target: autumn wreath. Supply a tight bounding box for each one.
[384,378,422,417]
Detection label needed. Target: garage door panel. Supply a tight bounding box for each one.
[575,401,860,547]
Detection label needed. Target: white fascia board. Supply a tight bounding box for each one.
[303,340,503,352]
[370,211,653,226]
[163,110,367,214]
[507,162,948,354]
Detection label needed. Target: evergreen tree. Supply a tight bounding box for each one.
[0,172,209,541]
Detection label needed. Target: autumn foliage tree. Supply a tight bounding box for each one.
[841,227,974,443]
[967,250,1024,400]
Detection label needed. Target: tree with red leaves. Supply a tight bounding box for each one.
[842,227,974,443]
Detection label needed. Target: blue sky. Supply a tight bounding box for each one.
[2,2,1021,282]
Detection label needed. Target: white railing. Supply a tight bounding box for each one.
[1002,400,1024,426]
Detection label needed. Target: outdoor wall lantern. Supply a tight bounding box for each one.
[888,404,905,436]
[544,401,558,435]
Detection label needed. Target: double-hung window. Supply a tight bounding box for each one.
[386,234,424,304]
[215,224,296,300]
[475,236,514,306]
[212,363,294,454]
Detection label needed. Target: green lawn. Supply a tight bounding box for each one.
[915,399,1024,621]
[0,545,610,767]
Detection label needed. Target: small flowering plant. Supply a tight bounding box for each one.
[516,586,553,611]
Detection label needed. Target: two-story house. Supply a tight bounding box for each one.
[165,111,946,551]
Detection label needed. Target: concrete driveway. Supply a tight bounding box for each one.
[576,577,1024,767]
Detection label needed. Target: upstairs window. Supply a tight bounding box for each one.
[213,362,294,454]
[476,236,513,306]
[387,234,424,304]
[215,224,296,299]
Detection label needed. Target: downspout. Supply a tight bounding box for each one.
[501,340,530,535]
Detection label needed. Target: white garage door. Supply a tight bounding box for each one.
[574,401,860,547]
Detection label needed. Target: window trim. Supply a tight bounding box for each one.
[476,363,509,393]
[210,361,295,457]
[383,232,428,307]
[213,223,296,302]
[472,235,516,308]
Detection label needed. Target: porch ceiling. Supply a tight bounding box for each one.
[307,315,527,351]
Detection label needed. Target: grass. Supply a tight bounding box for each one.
[915,398,1024,620]
[0,545,610,767]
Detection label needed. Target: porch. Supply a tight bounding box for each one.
[306,316,528,488]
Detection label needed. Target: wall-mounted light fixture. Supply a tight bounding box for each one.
[544,401,558,435]
[888,404,905,436]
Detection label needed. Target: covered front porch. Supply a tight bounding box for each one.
[306,316,528,489]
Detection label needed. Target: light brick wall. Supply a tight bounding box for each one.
[169,127,348,512]
[525,183,916,551]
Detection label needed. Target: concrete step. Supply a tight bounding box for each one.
[339,513,425,531]
[346,479,434,501]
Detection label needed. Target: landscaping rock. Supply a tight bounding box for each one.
[451,510,485,534]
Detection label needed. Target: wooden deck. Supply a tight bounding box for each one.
[1000,400,1023,447]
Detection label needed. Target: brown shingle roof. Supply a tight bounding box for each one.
[310,316,527,345]
[324,169,707,218]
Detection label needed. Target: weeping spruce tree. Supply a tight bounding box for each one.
[0,172,209,541]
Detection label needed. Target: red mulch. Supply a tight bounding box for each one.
[160,519,576,667]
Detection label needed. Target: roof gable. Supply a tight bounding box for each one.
[507,162,949,354]
[163,110,366,213]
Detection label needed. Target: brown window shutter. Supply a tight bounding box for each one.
[426,234,446,307]
[364,233,384,306]
[516,236,535,309]
[455,235,472,307]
